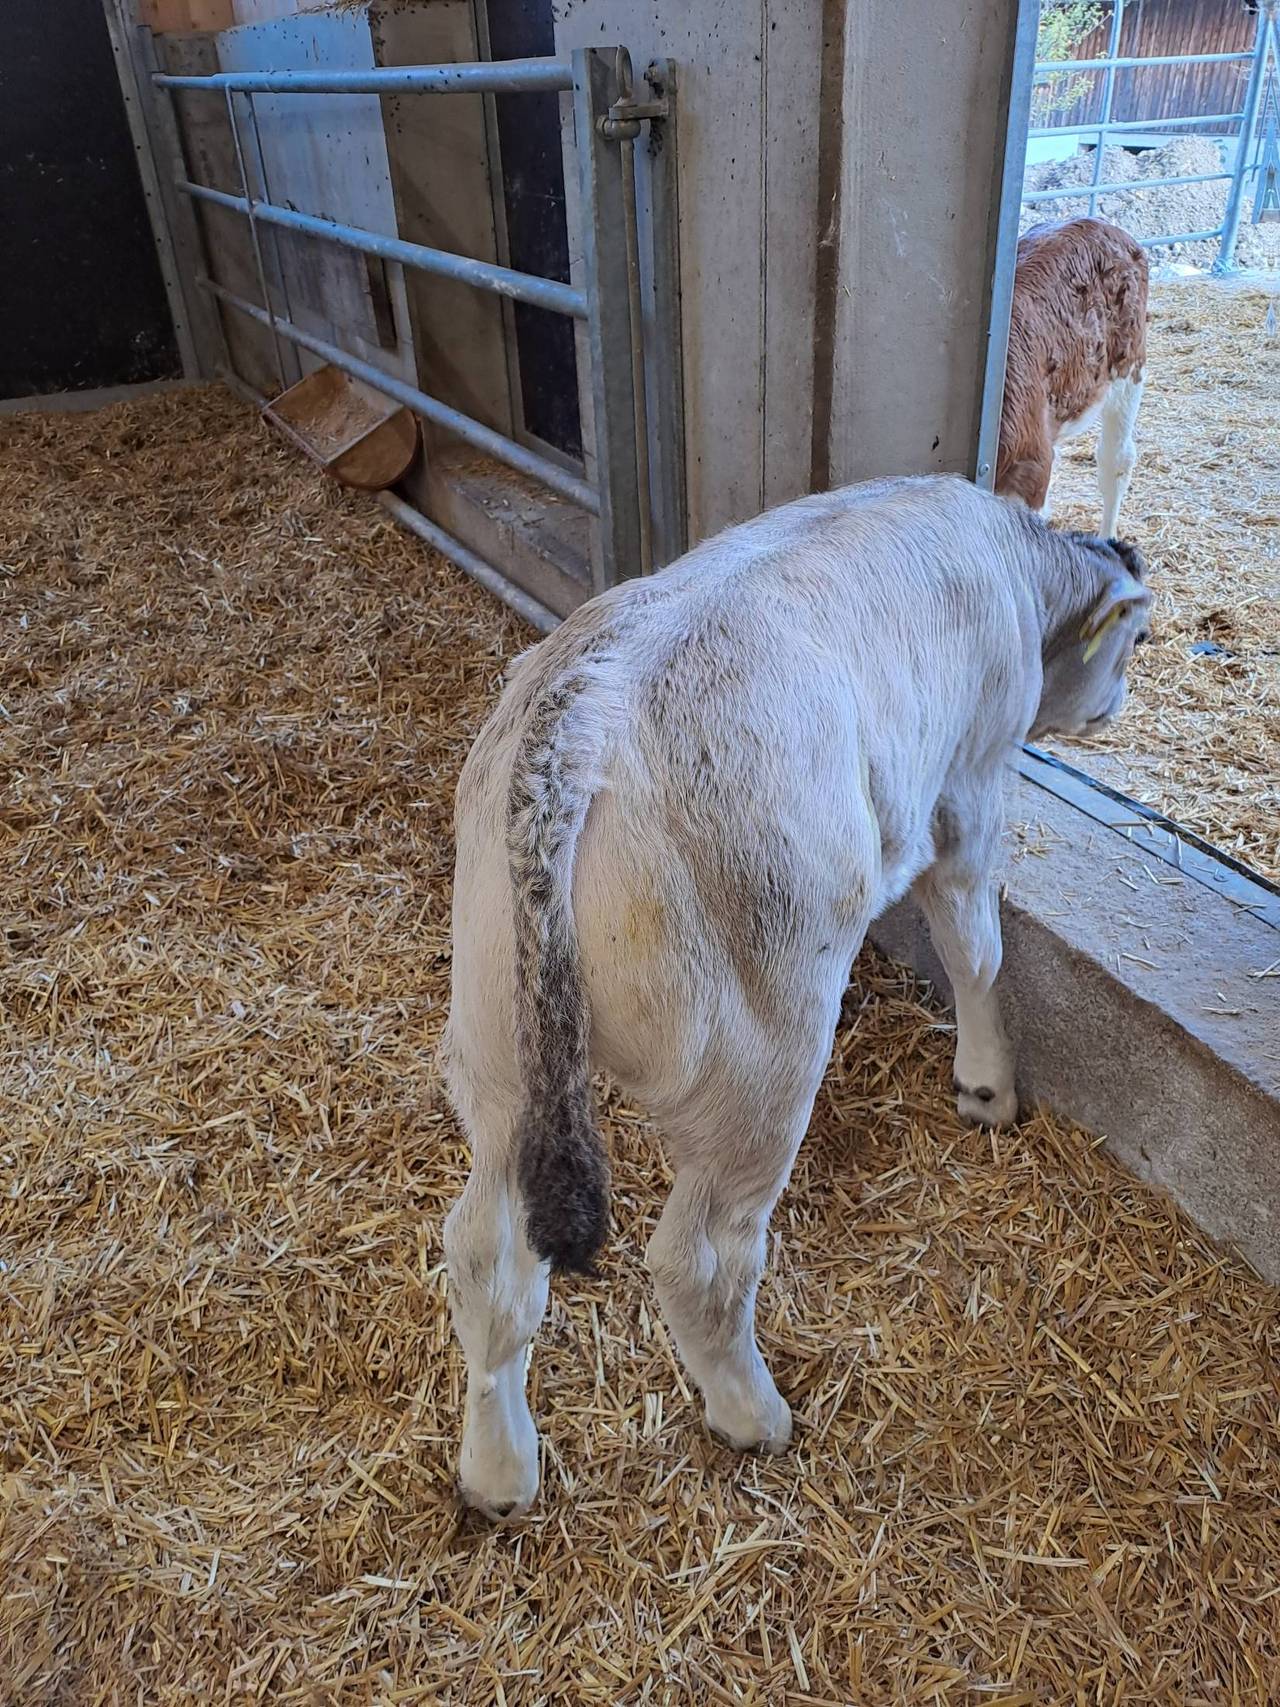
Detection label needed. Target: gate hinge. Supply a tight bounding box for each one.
[597,50,669,141]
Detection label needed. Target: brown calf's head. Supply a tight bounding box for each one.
[1032,534,1152,740]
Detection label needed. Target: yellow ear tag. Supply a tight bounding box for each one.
[1081,607,1122,663]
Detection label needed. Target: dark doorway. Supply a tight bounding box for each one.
[0,0,178,399]
[484,0,583,460]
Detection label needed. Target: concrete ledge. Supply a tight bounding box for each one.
[871,773,1280,1283]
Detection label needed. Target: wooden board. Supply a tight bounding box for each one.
[369,0,515,446]
[213,8,418,390]
[138,0,235,33]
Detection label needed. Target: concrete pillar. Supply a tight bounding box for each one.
[825,0,1021,486]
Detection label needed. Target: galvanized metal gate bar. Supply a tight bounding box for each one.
[153,57,573,95]
[1034,49,1257,73]
[1023,168,1237,202]
[1217,3,1278,271]
[975,0,1040,490]
[573,47,644,591]
[180,178,588,318]
[150,46,681,612]
[223,87,287,392]
[637,57,687,568]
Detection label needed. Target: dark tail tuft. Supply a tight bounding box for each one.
[516,1093,609,1275]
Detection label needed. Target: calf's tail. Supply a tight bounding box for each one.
[506,664,610,1275]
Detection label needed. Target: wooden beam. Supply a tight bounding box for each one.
[136,0,234,34]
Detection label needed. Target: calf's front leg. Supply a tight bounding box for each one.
[914,806,1017,1127]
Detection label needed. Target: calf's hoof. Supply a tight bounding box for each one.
[457,1480,535,1524]
[954,1078,1018,1128]
[457,1426,539,1523]
[706,1389,793,1456]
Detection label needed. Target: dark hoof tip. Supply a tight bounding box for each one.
[953,1078,995,1103]
[456,1484,525,1524]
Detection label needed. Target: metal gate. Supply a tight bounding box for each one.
[138,45,683,629]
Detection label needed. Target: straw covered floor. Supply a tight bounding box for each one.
[1046,279,1279,879]
[1,387,1277,1703]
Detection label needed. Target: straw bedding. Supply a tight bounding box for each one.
[1,386,1277,1704]
[1044,279,1279,879]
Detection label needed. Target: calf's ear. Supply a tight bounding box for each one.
[1080,576,1151,660]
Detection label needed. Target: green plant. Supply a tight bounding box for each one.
[1033,0,1106,126]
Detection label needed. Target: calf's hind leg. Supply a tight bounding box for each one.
[442,1059,548,1521]
[645,998,844,1453]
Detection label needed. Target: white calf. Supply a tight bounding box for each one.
[442,476,1151,1518]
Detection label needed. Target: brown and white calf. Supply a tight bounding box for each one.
[442,477,1150,1519]
[996,216,1149,536]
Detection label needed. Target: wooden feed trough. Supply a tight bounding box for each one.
[262,364,418,492]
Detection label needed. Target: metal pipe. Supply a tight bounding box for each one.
[1088,0,1126,217]
[179,178,587,318]
[1215,4,1274,272]
[573,46,643,591]
[974,0,1041,489]
[224,89,286,391]
[1023,169,1230,203]
[377,492,561,633]
[243,91,296,385]
[1035,51,1253,72]
[200,276,600,513]
[153,57,572,96]
[639,57,687,567]
[1135,228,1228,247]
[614,50,653,575]
[1027,110,1245,138]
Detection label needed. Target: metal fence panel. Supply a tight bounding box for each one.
[149,46,682,618]
[1026,0,1277,271]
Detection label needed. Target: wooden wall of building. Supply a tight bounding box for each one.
[1042,0,1258,135]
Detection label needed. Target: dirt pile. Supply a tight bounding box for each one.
[1023,136,1276,271]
